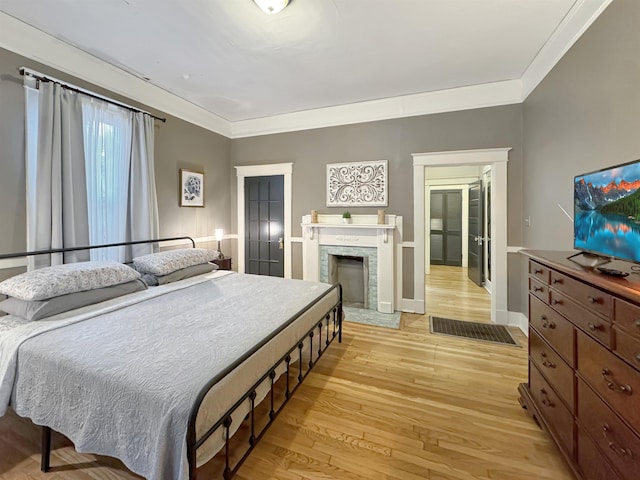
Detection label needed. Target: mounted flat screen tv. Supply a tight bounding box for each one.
[574,159,640,264]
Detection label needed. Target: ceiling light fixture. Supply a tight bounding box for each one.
[253,0,290,15]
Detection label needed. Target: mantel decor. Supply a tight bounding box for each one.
[327,160,388,207]
[180,169,204,207]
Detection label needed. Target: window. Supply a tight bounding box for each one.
[24,73,158,267]
[81,99,133,261]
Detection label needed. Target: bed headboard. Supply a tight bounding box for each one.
[0,236,197,261]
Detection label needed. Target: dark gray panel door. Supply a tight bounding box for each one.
[430,190,462,266]
[245,175,284,277]
[468,180,484,286]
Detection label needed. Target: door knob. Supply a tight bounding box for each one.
[278,237,284,250]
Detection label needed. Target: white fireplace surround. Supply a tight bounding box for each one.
[302,214,402,313]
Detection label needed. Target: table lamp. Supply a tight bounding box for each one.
[215,228,224,259]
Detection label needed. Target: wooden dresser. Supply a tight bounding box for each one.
[519,251,640,480]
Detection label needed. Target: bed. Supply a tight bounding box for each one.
[0,237,342,479]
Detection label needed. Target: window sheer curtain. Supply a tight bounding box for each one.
[81,98,133,262]
[24,77,159,267]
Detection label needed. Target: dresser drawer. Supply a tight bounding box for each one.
[578,379,640,480]
[530,362,574,455]
[529,260,550,284]
[530,295,574,366]
[529,327,574,410]
[529,276,549,303]
[614,328,640,372]
[614,298,640,341]
[577,330,640,433]
[550,270,612,319]
[550,290,612,348]
[577,426,622,480]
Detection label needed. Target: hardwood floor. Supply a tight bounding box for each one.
[0,267,573,479]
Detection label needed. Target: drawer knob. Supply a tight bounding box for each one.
[534,268,543,274]
[533,286,543,292]
[552,278,560,285]
[541,316,556,329]
[635,352,640,363]
[602,424,634,458]
[634,319,640,328]
[541,352,556,369]
[539,388,555,408]
[587,295,602,304]
[601,368,633,395]
[551,299,561,306]
[587,322,601,332]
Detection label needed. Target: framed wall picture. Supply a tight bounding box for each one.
[327,160,388,207]
[180,169,204,207]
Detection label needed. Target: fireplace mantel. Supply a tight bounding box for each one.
[301,222,396,243]
[301,214,401,313]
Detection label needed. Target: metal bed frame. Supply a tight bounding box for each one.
[0,237,343,479]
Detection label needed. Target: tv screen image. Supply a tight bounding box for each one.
[574,159,640,264]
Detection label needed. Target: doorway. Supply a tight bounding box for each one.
[412,148,510,324]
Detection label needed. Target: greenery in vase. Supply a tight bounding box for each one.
[342,211,351,219]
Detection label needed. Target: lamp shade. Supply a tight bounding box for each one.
[215,229,224,241]
[253,0,290,15]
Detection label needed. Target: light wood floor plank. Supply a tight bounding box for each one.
[0,266,572,479]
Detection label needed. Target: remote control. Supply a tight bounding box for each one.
[597,267,629,277]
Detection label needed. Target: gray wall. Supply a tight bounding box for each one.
[231,105,524,307]
[0,47,231,260]
[522,0,640,310]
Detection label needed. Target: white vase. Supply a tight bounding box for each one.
[342,217,351,224]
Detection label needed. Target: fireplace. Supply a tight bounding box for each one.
[302,214,400,313]
[328,255,369,309]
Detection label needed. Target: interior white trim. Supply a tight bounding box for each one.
[0,257,27,270]
[412,148,511,324]
[290,237,303,243]
[235,163,293,278]
[230,80,522,138]
[521,0,613,99]
[509,311,529,337]
[0,12,232,137]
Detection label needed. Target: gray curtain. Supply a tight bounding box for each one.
[127,112,160,259]
[29,83,89,268]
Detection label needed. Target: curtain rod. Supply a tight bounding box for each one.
[19,67,167,123]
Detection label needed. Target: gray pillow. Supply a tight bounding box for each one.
[0,261,140,301]
[133,248,217,276]
[0,279,147,321]
[142,262,218,287]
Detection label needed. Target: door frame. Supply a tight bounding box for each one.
[412,148,510,324]
[235,163,293,278]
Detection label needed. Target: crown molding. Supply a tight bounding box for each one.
[0,1,612,139]
[0,12,232,137]
[520,0,613,100]
[229,80,522,138]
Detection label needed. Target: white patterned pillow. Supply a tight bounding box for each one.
[0,262,141,301]
[133,248,217,276]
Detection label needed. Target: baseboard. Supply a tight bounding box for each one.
[401,298,425,314]
[508,311,528,336]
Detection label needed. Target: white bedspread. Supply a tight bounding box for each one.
[0,271,336,480]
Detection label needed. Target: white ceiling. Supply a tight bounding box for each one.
[0,0,611,136]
